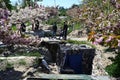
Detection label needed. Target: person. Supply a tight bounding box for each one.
[20,21,26,34]
[86,26,90,35]
[63,21,68,40]
[72,22,75,31]
[34,19,39,30]
[31,19,35,31]
[59,27,64,39]
[52,22,57,38]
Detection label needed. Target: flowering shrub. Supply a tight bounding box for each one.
[66,0,120,77]
[75,0,120,48]
[78,0,120,77]
[0,8,42,46]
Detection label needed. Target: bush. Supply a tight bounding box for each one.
[105,51,120,77]
[6,62,13,69]
[106,63,120,77]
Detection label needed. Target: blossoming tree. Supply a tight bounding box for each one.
[79,0,120,77]
[0,5,49,47]
[77,0,120,48]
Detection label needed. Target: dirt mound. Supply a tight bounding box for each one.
[69,30,87,38]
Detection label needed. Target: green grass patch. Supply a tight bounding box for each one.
[0,59,4,62]
[12,52,41,57]
[6,62,14,69]
[105,51,120,78]
[18,59,26,66]
[67,26,73,34]
[25,21,31,26]
[23,52,41,57]
[67,39,96,48]
[74,23,81,30]
[11,25,17,31]
[105,63,120,77]
[104,48,115,52]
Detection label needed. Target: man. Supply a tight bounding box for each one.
[63,21,68,40]
[35,19,39,30]
[52,22,57,38]
[20,21,26,35]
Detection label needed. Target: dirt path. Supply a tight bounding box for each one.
[68,36,88,41]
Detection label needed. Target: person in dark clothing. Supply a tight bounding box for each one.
[63,21,68,40]
[31,19,35,31]
[20,22,26,32]
[19,22,26,35]
[35,19,39,30]
[59,27,64,39]
[86,27,90,35]
[52,22,57,38]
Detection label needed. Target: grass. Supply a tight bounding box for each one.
[0,59,6,70]
[0,59,14,70]
[22,52,41,57]
[67,25,73,34]
[0,59,4,62]
[104,47,115,52]
[18,59,26,66]
[6,62,14,69]
[67,39,96,48]
[105,51,120,77]
[11,25,17,31]
[11,52,41,57]
[105,63,120,77]
[74,23,82,30]
[25,21,31,26]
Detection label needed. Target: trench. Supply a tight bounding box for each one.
[40,41,95,75]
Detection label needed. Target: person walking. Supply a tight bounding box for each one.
[20,21,26,35]
[34,19,39,30]
[31,19,35,31]
[63,21,68,40]
[52,22,57,38]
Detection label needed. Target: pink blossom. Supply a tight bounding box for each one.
[0,19,5,25]
[92,37,104,45]
[118,40,120,47]
[92,41,99,45]
[29,6,32,9]
[10,34,17,39]
[3,26,8,31]
[116,3,120,9]
[105,36,113,42]
[106,26,112,29]
[95,37,103,43]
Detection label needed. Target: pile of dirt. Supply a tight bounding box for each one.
[68,30,87,38]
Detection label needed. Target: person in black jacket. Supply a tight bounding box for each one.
[52,22,57,38]
[63,21,68,40]
[20,21,26,33]
[35,19,39,30]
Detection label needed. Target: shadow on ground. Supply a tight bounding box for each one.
[0,68,23,80]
